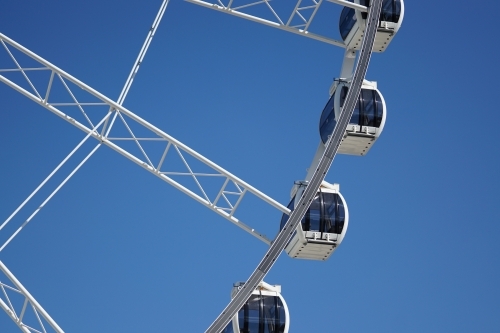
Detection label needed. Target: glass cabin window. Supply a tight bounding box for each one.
[381,0,401,23]
[361,89,375,126]
[339,7,356,40]
[323,193,345,234]
[280,189,345,236]
[300,191,345,235]
[375,91,383,126]
[245,295,261,333]
[238,294,286,333]
[339,86,360,126]
[339,0,401,27]
[278,298,286,332]
[359,0,401,22]
[322,193,336,234]
[223,322,234,333]
[280,198,295,230]
[319,93,337,144]
[321,85,382,143]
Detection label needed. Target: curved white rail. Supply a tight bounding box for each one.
[204,0,384,331]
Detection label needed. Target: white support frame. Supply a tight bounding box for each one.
[0,0,390,331]
[185,0,367,47]
[0,261,64,333]
[1,2,172,331]
[0,0,173,253]
[0,32,290,247]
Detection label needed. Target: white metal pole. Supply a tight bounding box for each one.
[116,0,170,106]
[0,0,171,245]
[0,143,102,252]
[0,32,288,212]
[0,112,110,233]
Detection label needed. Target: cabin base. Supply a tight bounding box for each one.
[339,125,377,156]
[347,23,398,53]
[285,232,338,261]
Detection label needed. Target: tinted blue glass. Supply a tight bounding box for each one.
[238,307,245,333]
[279,197,295,230]
[362,89,375,126]
[263,296,277,333]
[336,196,345,234]
[348,0,401,23]
[278,299,286,333]
[324,193,345,234]
[304,194,321,232]
[223,321,234,333]
[375,91,383,127]
[351,99,360,125]
[322,193,336,233]
[339,86,360,126]
[339,7,356,40]
[319,94,336,144]
[246,295,260,333]
[381,0,401,23]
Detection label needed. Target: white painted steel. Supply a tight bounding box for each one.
[204,1,383,331]
[0,32,287,245]
[0,144,102,252]
[0,114,109,235]
[0,0,172,254]
[0,261,64,333]
[116,0,170,106]
[327,0,367,11]
[186,0,346,47]
[1,4,171,331]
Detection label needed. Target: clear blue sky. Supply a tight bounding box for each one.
[1,0,500,332]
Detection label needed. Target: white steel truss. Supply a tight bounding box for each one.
[0,261,64,333]
[0,0,172,254]
[185,0,367,47]
[1,2,173,332]
[0,32,289,248]
[1,1,384,332]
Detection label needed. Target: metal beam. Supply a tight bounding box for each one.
[0,261,64,333]
[327,0,368,11]
[186,0,346,47]
[0,0,171,255]
[0,32,288,246]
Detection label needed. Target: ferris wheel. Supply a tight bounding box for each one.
[0,0,404,332]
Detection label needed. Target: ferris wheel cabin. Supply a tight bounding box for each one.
[339,0,404,52]
[280,181,349,261]
[319,79,386,156]
[223,281,289,333]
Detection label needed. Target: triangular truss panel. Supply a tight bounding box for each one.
[0,262,63,333]
[185,0,348,47]
[0,39,111,133]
